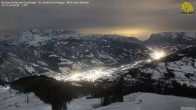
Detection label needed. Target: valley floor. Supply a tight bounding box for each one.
[1,86,196,110]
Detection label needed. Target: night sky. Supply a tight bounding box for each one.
[0,0,196,40]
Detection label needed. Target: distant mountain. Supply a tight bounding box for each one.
[0,29,149,81]
[145,32,196,45]
[144,32,196,53]
[0,29,79,46]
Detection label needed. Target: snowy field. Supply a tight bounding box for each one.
[95,93,196,110]
[0,86,51,110]
[1,86,196,110]
[67,98,101,110]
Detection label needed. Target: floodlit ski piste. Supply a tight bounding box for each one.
[54,49,167,82]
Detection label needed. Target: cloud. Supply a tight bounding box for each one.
[0,0,196,39]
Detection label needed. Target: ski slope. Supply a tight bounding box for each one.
[1,85,196,110]
[0,86,51,110]
[68,98,101,110]
[95,93,196,110]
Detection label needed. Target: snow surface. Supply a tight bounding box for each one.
[140,57,196,87]
[1,85,196,110]
[95,93,196,110]
[0,86,51,110]
[68,98,101,110]
[0,29,79,46]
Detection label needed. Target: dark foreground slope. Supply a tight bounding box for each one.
[10,75,97,110]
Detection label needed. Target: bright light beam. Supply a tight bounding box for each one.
[150,50,166,60]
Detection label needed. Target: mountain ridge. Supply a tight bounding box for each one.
[145,32,196,45]
[0,29,149,81]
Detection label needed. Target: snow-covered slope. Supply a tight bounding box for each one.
[0,29,79,46]
[2,84,195,110]
[68,92,196,110]
[68,98,101,110]
[0,86,51,110]
[145,32,196,45]
[97,46,196,99]
[0,29,149,82]
[95,92,196,110]
[123,46,196,87]
[145,32,196,53]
